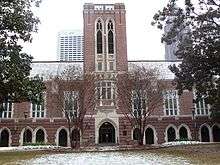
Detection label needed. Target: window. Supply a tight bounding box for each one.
[0,101,12,118]
[97,81,115,100]
[64,91,79,118]
[163,90,179,116]
[109,62,114,71]
[132,92,146,117]
[31,95,45,118]
[195,97,209,115]
[97,31,102,54]
[96,19,103,54]
[107,20,114,54]
[98,62,102,71]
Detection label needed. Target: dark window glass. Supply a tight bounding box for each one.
[108,30,114,54]
[107,87,111,99]
[98,62,102,71]
[97,31,103,54]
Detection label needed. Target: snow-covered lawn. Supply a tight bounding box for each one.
[1,142,219,165]
[25,151,191,165]
[0,141,206,153]
[0,141,208,153]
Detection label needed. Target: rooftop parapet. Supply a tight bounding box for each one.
[83,3,125,11]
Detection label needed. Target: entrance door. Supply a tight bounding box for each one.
[23,129,32,145]
[179,127,188,139]
[145,128,154,144]
[167,127,176,142]
[36,129,45,143]
[0,130,9,147]
[59,129,68,147]
[99,122,115,144]
[201,125,210,142]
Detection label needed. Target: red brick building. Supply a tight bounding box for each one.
[0,3,219,147]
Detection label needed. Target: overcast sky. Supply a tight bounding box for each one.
[25,0,169,61]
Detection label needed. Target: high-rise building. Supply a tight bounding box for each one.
[57,30,84,61]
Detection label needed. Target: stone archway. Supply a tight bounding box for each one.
[36,129,45,143]
[58,129,68,147]
[201,125,210,142]
[179,126,188,139]
[213,125,220,142]
[0,129,9,147]
[167,127,176,142]
[99,122,115,144]
[133,128,141,141]
[145,127,154,144]
[23,129,32,145]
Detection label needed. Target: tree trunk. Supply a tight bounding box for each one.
[138,132,144,146]
[67,120,74,149]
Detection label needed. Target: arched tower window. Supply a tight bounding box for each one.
[107,20,114,54]
[96,19,103,54]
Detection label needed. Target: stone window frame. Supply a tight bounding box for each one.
[106,18,116,72]
[107,19,115,54]
[132,91,147,118]
[95,18,104,55]
[163,90,180,116]
[30,93,46,118]
[63,91,79,118]
[193,90,210,116]
[97,61,103,71]
[96,81,115,100]
[0,101,13,119]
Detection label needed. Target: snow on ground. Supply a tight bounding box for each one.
[0,145,69,152]
[0,141,204,152]
[25,151,192,165]
[161,141,203,147]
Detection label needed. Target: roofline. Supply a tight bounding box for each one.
[128,60,182,62]
[32,61,84,63]
[32,60,182,63]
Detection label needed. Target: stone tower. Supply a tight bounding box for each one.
[83,3,128,144]
[83,3,128,73]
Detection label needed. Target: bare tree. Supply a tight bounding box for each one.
[52,65,96,148]
[117,64,166,145]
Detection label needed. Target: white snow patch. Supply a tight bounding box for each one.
[161,141,203,147]
[26,151,192,165]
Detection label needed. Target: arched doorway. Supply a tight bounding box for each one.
[201,125,210,142]
[0,129,9,147]
[36,129,45,143]
[145,128,154,144]
[133,128,141,140]
[213,125,220,142]
[179,126,188,139]
[167,127,176,142]
[99,122,115,144]
[59,129,68,147]
[23,129,32,144]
